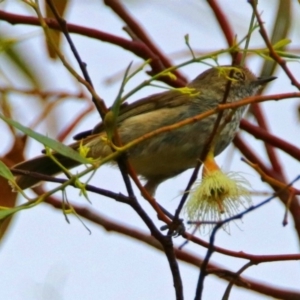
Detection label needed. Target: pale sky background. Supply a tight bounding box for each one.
[0,1,300,299]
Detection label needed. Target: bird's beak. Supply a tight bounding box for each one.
[255,76,277,86]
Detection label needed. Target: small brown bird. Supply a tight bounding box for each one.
[13,66,276,195]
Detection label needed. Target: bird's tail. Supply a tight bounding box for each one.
[12,149,82,190]
[12,134,106,190]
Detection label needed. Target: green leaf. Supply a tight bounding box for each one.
[0,200,39,220]
[273,38,291,49]
[255,51,274,61]
[276,51,300,59]
[0,114,91,165]
[0,206,23,220]
[0,161,15,181]
[0,35,43,89]
[105,62,133,140]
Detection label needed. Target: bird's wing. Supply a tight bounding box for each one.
[74,89,188,139]
[117,89,188,120]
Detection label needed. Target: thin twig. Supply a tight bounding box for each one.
[45,0,107,118]
[222,262,253,300]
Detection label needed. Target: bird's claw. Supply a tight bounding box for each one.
[160,219,186,237]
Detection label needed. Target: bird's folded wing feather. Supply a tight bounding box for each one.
[75,89,188,138]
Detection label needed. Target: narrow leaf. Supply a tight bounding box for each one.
[273,38,291,49]
[0,114,90,165]
[0,206,23,220]
[0,161,15,181]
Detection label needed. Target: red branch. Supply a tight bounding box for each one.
[185,229,300,263]
[234,135,300,239]
[245,0,300,240]
[240,119,300,162]
[251,103,283,173]
[207,0,241,63]
[249,0,300,89]
[104,0,187,83]
[0,10,185,88]
[207,0,234,46]
[42,192,300,299]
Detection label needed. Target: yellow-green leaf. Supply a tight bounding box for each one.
[0,161,15,181]
[0,206,23,220]
[0,35,42,88]
[273,38,291,50]
[0,114,91,165]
